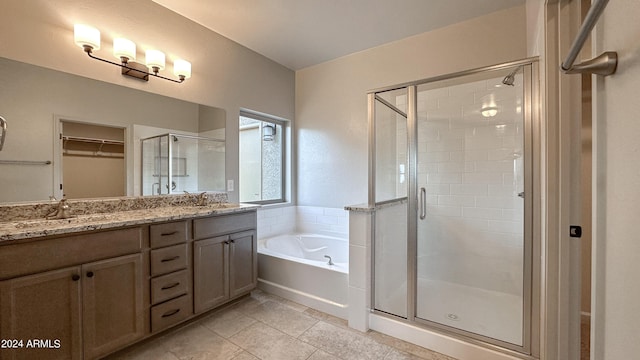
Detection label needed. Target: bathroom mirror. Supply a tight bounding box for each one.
[0,57,226,203]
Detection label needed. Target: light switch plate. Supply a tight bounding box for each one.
[227,180,234,192]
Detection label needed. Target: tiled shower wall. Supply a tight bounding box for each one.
[389,75,525,296]
[257,206,349,239]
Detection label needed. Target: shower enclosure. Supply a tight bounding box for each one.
[141,133,225,195]
[370,59,539,355]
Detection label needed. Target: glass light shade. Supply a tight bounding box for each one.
[74,24,101,50]
[145,49,165,70]
[481,107,498,118]
[113,38,136,61]
[173,59,192,79]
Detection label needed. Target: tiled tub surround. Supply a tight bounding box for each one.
[257,205,349,238]
[0,193,259,241]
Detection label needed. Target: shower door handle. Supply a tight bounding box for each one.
[419,187,426,220]
[0,116,6,151]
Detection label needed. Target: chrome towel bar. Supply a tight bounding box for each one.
[561,0,617,75]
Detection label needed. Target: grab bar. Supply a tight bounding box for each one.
[419,187,426,220]
[560,0,617,75]
[0,116,6,151]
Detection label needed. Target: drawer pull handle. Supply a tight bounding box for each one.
[161,256,180,263]
[161,231,178,236]
[161,282,181,290]
[162,309,180,318]
[86,271,94,278]
[72,274,80,281]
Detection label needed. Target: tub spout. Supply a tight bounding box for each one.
[324,255,334,266]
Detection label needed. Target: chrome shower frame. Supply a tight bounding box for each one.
[367,58,541,357]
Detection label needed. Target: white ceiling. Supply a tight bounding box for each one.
[152,0,524,71]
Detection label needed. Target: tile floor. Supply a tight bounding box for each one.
[106,290,458,360]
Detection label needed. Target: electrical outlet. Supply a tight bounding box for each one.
[227,180,234,192]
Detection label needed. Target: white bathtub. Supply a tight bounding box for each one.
[257,233,349,319]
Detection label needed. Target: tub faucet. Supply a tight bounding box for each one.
[324,255,334,266]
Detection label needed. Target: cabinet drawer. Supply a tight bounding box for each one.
[150,244,188,276]
[193,212,256,240]
[151,269,189,305]
[150,221,188,249]
[151,294,192,333]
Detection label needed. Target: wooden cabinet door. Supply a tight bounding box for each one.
[193,236,228,313]
[0,267,82,360]
[229,230,257,298]
[82,253,144,360]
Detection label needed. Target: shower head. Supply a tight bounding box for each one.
[502,74,515,86]
[501,67,520,86]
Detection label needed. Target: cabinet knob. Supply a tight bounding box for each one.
[71,274,80,281]
[86,271,94,278]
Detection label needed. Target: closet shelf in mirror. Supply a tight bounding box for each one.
[62,135,124,158]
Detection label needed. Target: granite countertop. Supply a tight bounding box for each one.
[0,194,259,242]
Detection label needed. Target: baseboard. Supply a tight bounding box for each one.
[257,278,348,319]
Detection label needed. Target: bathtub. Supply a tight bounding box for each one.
[257,233,349,319]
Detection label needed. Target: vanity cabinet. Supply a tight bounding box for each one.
[81,254,144,359]
[148,221,192,333]
[193,212,257,314]
[0,267,82,360]
[0,208,257,359]
[0,228,145,360]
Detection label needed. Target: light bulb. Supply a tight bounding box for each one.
[173,59,191,79]
[146,49,165,71]
[113,38,136,62]
[74,24,101,51]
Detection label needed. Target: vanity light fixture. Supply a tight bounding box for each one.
[74,24,191,83]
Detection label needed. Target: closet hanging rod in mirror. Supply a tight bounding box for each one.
[560,0,617,75]
[0,160,51,165]
[62,135,124,146]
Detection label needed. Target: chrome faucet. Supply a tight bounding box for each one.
[46,197,73,219]
[324,255,334,266]
[184,191,208,206]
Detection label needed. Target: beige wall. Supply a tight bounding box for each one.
[295,5,528,207]
[593,0,640,358]
[0,0,295,203]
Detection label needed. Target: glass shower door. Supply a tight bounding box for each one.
[414,67,529,347]
[372,88,409,318]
